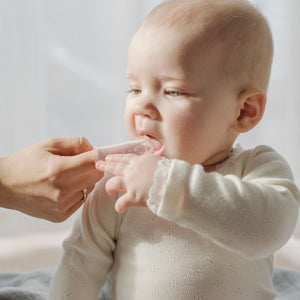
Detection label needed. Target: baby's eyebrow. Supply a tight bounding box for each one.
[159,75,187,82]
[126,73,188,82]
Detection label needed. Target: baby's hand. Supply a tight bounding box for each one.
[96,153,161,213]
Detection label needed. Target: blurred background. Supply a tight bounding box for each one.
[0,0,299,269]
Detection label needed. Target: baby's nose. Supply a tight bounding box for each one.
[135,94,159,119]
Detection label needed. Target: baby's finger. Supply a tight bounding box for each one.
[105,153,137,163]
[96,160,125,176]
[115,193,132,214]
[105,176,126,196]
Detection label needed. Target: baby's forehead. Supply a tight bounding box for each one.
[141,0,270,59]
[143,0,258,36]
[138,10,223,60]
[143,1,207,33]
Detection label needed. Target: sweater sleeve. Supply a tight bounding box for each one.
[48,175,121,300]
[147,145,300,260]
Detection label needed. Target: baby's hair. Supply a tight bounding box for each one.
[142,0,273,93]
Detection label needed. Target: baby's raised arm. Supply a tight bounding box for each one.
[97,145,299,260]
[148,146,299,260]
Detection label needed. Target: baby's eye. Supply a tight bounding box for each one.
[128,88,142,95]
[165,90,183,97]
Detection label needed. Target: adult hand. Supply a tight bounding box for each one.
[0,137,103,222]
[96,153,161,214]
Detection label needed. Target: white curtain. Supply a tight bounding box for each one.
[0,0,163,238]
[246,0,300,257]
[0,0,162,157]
[239,0,300,187]
[0,0,299,255]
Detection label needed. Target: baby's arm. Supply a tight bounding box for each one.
[148,146,300,260]
[97,146,299,260]
[48,176,119,300]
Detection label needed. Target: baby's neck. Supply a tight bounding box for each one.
[203,149,233,172]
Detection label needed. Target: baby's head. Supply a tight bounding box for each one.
[124,0,274,167]
[142,0,273,93]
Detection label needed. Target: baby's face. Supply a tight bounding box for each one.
[124,25,241,166]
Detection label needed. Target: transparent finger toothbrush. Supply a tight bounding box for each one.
[94,136,154,163]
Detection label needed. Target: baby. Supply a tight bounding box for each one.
[48,0,300,299]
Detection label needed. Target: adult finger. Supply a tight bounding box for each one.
[64,201,85,220]
[68,169,103,192]
[75,185,95,202]
[45,136,93,156]
[58,184,95,213]
[56,151,100,177]
[55,198,86,223]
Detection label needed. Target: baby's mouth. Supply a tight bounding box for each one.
[151,137,164,156]
[144,134,164,156]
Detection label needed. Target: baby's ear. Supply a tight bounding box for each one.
[234,88,266,133]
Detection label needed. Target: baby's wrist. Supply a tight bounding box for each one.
[147,157,171,214]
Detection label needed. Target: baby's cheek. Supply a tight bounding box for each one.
[163,130,186,159]
[124,113,136,137]
[168,118,199,159]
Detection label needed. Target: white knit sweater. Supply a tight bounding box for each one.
[48,145,300,300]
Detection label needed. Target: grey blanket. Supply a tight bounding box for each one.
[0,269,110,300]
[0,267,299,299]
[0,269,53,300]
[274,267,300,300]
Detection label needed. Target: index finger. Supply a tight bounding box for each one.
[61,150,98,176]
[46,136,93,156]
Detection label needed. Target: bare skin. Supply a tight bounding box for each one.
[0,137,103,222]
